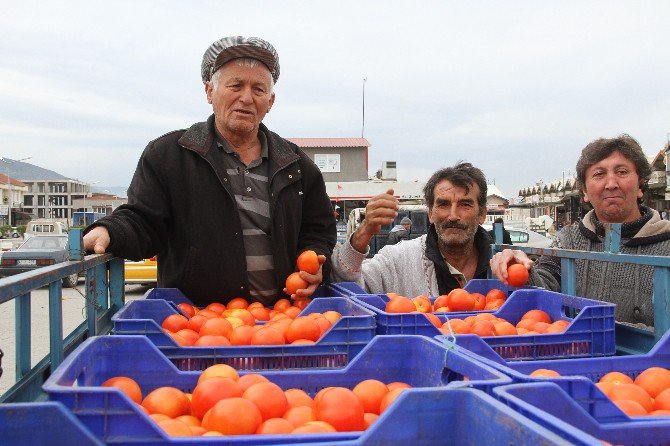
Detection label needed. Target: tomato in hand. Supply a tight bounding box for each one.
[507,264,529,287]
[285,272,309,295]
[297,250,320,274]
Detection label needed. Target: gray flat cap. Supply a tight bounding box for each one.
[201,36,280,84]
[400,217,412,225]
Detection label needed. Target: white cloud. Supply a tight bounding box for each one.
[1,0,669,199]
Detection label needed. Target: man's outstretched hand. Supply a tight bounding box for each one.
[83,226,111,254]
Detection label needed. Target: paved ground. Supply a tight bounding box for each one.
[0,282,149,395]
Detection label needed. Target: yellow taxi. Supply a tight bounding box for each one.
[124,256,157,285]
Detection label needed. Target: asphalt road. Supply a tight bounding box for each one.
[0,282,150,396]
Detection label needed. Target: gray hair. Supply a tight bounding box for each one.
[209,57,274,93]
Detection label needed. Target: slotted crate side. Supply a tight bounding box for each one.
[449,329,670,423]
[43,335,511,445]
[494,383,670,446]
[354,288,615,360]
[337,387,594,446]
[112,296,377,371]
[0,402,105,446]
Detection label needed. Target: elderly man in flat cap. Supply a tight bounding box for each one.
[84,36,336,307]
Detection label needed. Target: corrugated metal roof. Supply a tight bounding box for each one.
[287,138,371,148]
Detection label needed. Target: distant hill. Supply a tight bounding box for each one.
[0,157,128,197]
[0,157,70,181]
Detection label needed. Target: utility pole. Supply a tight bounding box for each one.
[361,77,367,138]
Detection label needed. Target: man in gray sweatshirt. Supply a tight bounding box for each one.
[331,162,492,297]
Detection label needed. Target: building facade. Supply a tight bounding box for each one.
[288,138,370,182]
[0,174,29,225]
[20,179,90,221]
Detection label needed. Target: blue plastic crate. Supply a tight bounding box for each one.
[331,279,531,299]
[447,329,670,426]
[112,296,376,372]
[462,278,535,296]
[296,387,582,446]
[494,383,670,446]
[356,288,615,360]
[43,335,511,445]
[144,283,349,305]
[0,402,104,446]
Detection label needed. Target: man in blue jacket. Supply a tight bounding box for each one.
[83,36,336,306]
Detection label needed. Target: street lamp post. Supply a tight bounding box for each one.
[2,157,32,226]
[83,181,100,225]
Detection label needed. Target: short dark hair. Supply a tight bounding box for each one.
[576,134,652,200]
[494,217,504,224]
[423,162,488,210]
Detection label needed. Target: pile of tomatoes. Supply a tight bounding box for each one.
[161,297,342,346]
[101,363,412,436]
[528,366,670,417]
[444,309,569,337]
[384,288,509,315]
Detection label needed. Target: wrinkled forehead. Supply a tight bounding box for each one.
[586,150,638,173]
[433,179,479,202]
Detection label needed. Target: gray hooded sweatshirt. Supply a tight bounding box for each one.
[529,206,670,328]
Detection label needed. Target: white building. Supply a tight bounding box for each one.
[0,174,29,225]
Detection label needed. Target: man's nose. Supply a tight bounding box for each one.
[239,86,253,103]
[446,205,461,220]
[604,172,619,189]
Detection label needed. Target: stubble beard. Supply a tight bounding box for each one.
[435,221,478,250]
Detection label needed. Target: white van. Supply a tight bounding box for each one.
[24,219,69,240]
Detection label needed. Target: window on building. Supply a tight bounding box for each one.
[314,154,341,173]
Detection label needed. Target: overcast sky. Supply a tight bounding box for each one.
[2,1,669,199]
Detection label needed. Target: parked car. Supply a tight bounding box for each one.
[23,219,68,240]
[124,257,157,285]
[483,224,553,260]
[2,226,21,238]
[346,204,428,257]
[0,235,79,287]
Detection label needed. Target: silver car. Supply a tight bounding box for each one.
[0,235,79,287]
[483,225,553,249]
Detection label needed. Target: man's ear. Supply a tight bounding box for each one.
[205,82,213,104]
[267,92,276,113]
[478,206,487,225]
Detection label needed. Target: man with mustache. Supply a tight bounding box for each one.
[82,36,336,306]
[331,162,491,296]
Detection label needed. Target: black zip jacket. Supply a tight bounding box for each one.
[86,116,336,305]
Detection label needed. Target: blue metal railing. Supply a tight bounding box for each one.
[0,229,123,402]
[492,222,670,354]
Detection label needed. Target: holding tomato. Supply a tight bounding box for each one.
[507,264,529,287]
